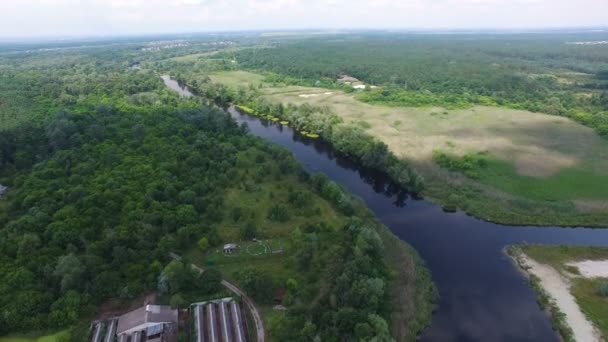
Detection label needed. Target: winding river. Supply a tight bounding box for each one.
[163,76,608,341]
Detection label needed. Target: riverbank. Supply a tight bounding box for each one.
[203,70,608,227]
[508,245,608,341]
[162,76,436,340]
[355,203,437,340]
[223,95,608,341]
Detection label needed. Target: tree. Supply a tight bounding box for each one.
[199,269,223,294]
[234,267,274,304]
[240,221,257,240]
[46,112,78,151]
[160,260,196,295]
[198,237,209,252]
[268,204,290,222]
[170,294,187,309]
[53,254,85,293]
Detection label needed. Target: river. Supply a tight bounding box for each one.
[163,77,608,341]
[161,75,193,98]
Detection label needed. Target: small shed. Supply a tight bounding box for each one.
[223,243,237,254]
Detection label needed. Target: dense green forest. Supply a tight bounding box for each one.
[225,34,608,136]
[0,38,434,341]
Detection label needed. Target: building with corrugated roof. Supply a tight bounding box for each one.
[193,297,247,342]
[116,305,178,341]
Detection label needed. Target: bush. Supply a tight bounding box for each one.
[197,237,209,252]
[433,150,489,179]
[240,221,257,240]
[268,204,290,222]
[234,267,274,304]
[597,281,608,297]
[170,294,187,309]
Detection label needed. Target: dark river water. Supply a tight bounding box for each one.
[163,77,608,341]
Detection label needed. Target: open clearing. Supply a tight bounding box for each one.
[209,71,608,224]
[262,84,608,202]
[209,70,264,88]
[567,260,608,278]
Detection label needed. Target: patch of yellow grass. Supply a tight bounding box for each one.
[209,71,264,88]
[262,85,608,181]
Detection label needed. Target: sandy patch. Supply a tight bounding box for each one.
[516,253,601,342]
[566,260,608,278]
[299,92,333,98]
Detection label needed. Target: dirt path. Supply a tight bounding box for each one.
[169,253,265,342]
[517,253,601,342]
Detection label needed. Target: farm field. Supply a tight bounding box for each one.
[206,70,608,225]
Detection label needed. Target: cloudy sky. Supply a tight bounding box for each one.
[0,0,607,38]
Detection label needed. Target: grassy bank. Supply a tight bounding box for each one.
[509,245,608,340]
[367,211,437,340]
[0,331,70,342]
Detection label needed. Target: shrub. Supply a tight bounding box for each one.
[268,204,290,222]
[597,281,608,297]
[240,221,257,240]
[197,237,209,252]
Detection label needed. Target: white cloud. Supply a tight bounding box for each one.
[0,0,606,38]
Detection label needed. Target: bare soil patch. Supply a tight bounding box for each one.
[516,253,601,342]
[566,260,608,278]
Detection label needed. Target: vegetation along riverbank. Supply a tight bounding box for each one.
[157,34,608,227]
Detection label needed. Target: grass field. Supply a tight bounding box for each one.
[0,331,69,342]
[207,71,608,225]
[519,245,608,339]
[209,71,264,88]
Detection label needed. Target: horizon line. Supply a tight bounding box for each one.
[1,25,607,43]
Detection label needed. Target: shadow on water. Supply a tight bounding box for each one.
[227,106,608,342]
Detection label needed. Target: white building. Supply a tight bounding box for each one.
[224,243,238,254]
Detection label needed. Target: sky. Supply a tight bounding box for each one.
[0,0,607,38]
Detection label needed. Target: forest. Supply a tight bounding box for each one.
[225,33,608,136]
[154,32,607,226]
[0,38,434,341]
